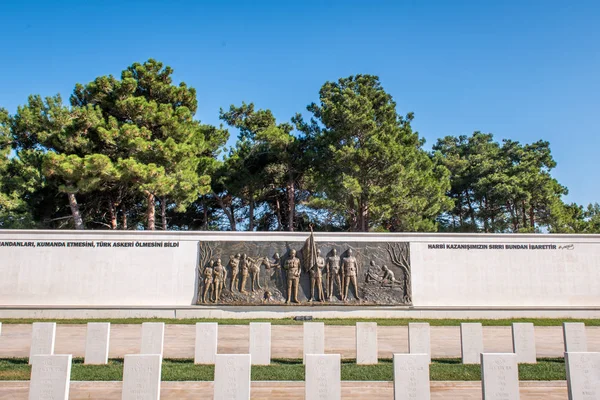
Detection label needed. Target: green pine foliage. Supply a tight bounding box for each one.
[0,62,596,232]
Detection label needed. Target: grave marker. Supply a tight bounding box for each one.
[305,354,341,400]
[29,323,56,364]
[564,323,588,353]
[408,322,431,363]
[393,353,430,400]
[461,322,484,364]
[122,354,162,400]
[84,322,110,365]
[512,323,537,363]
[481,353,520,400]
[140,322,164,357]
[356,322,378,364]
[565,352,600,400]
[214,354,251,400]
[195,322,218,364]
[303,322,325,363]
[249,322,271,365]
[29,354,72,400]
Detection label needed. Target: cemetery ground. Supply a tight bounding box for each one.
[2,318,596,399]
[0,356,568,381]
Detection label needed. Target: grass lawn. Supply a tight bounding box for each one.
[0,317,598,326]
[0,358,567,381]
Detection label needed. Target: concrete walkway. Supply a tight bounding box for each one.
[0,381,569,399]
[0,324,598,359]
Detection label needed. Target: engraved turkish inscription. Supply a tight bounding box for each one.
[408,323,431,363]
[140,323,164,357]
[84,322,110,365]
[393,353,430,400]
[356,322,378,365]
[565,352,600,400]
[29,354,72,400]
[29,323,56,364]
[122,354,161,400]
[481,353,520,400]
[303,322,325,364]
[195,323,218,364]
[196,239,412,306]
[305,354,341,400]
[249,323,271,365]
[564,323,588,353]
[461,323,484,365]
[214,354,251,400]
[512,323,536,364]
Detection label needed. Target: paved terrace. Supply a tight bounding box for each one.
[1,324,599,358]
[0,381,570,399]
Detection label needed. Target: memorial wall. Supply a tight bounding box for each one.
[0,230,598,309]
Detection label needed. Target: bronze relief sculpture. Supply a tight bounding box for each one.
[196,232,412,306]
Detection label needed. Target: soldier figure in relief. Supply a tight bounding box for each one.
[380,265,402,287]
[263,253,282,286]
[212,259,226,302]
[342,249,361,301]
[284,249,301,304]
[239,253,253,294]
[248,256,264,292]
[309,249,326,302]
[202,260,214,303]
[326,248,342,301]
[365,260,381,283]
[228,254,241,292]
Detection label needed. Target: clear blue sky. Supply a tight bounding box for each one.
[1,0,598,206]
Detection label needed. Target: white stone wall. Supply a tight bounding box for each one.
[0,230,598,308]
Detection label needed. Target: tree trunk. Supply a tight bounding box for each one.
[161,197,167,230]
[146,191,156,230]
[275,196,282,231]
[359,196,369,232]
[202,199,208,230]
[465,190,477,230]
[67,192,84,230]
[108,199,117,230]
[521,200,528,229]
[248,195,255,231]
[286,175,295,231]
[213,192,236,231]
[529,205,535,230]
[121,204,128,230]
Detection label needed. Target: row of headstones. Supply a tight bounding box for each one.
[28,321,589,365]
[29,350,599,400]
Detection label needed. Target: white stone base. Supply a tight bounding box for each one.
[1,306,600,320]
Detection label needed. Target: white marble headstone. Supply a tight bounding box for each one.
[461,322,484,364]
[0,322,2,336]
[565,352,600,400]
[29,323,56,364]
[303,322,325,364]
[249,322,271,365]
[305,354,341,400]
[122,354,162,400]
[140,322,164,357]
[29,354,72,400]
[356,322,378,364]
[393,353,430,400]
[195,322,218,364]
[84,322,110,365]
[511,323,537,363]
[564,323,588,353]
[214,354,251,400]
[481,353,520,400]
[408,323,431,363]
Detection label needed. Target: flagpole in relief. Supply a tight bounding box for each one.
[302,224,318,274]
